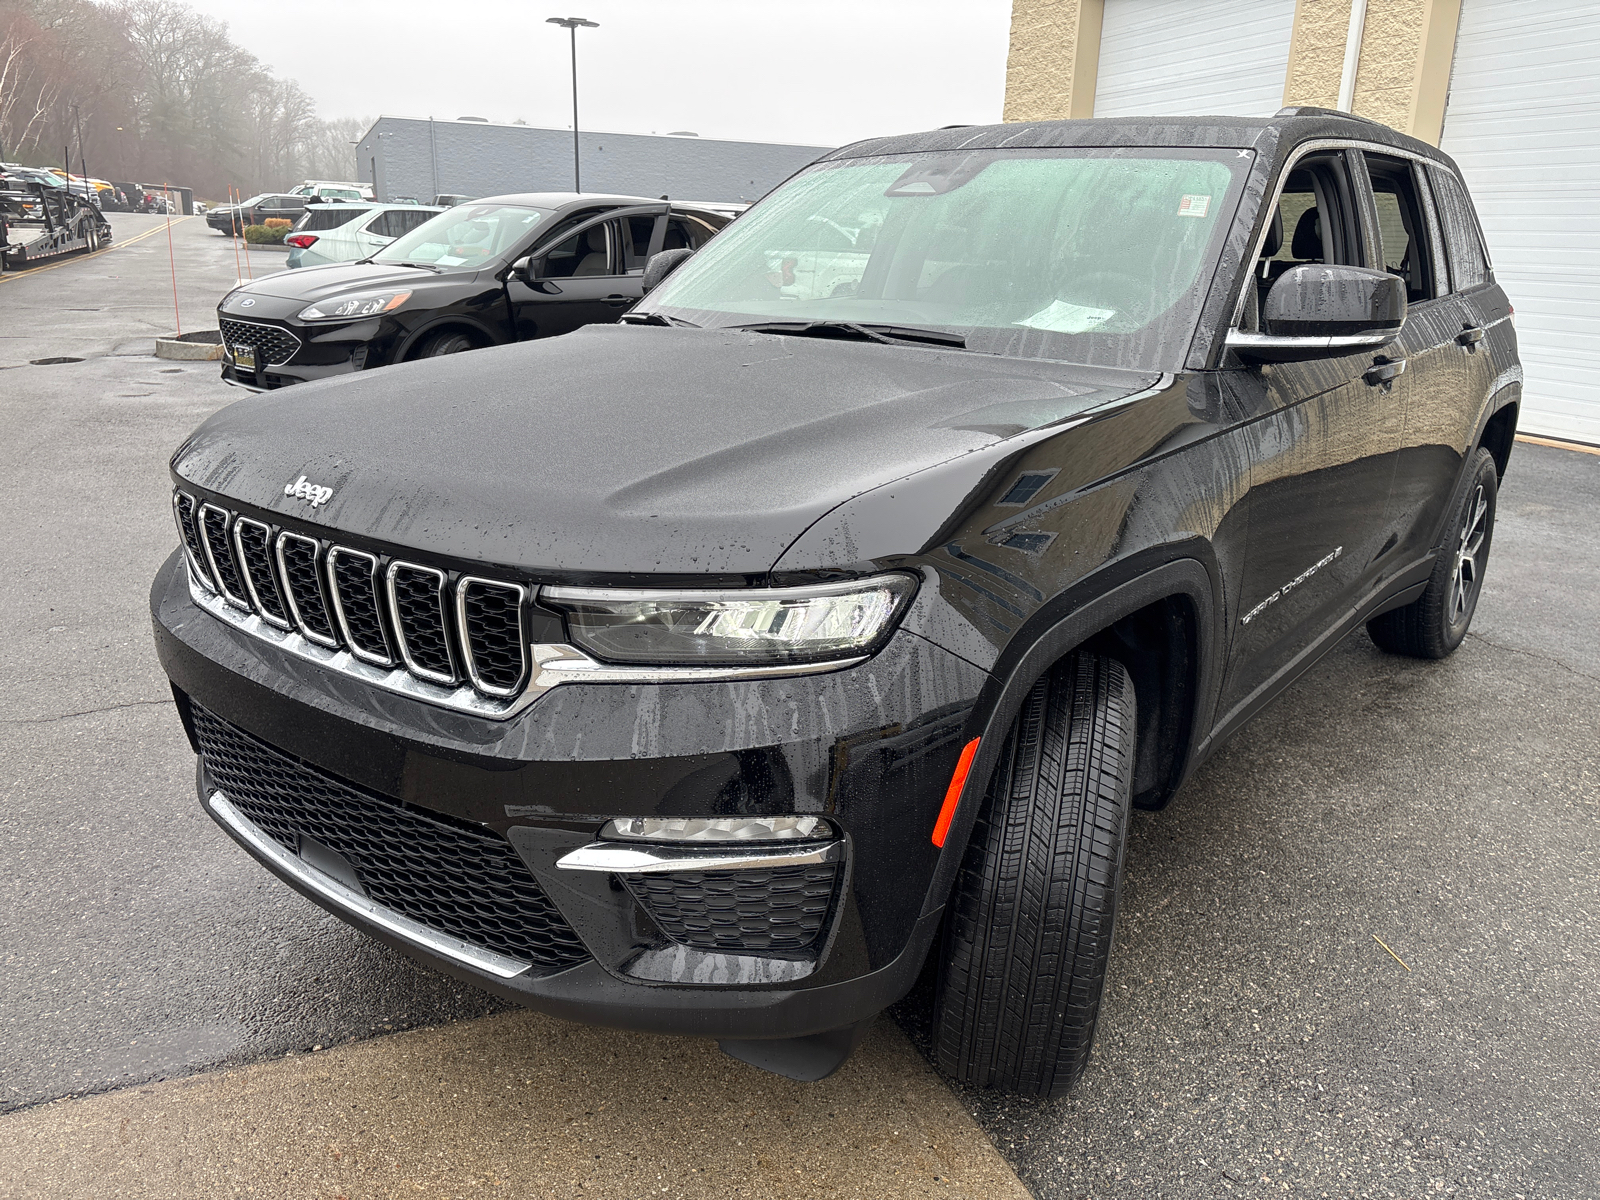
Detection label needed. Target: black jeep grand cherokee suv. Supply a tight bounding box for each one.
[152,108,1518,1095]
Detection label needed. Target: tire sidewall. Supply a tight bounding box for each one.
[1438,448,1499,650]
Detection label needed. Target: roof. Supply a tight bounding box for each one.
[825,108,1453,171]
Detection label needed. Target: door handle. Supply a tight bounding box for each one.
[1363,357,1407,387]
[1456,325,1485,348]
[602,294,630,306]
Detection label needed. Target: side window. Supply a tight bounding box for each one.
[1363,154,1437,302]
[390,209,433,236]
[662,215,717,252]
[1430,168,1491,292]
[541,223,612,278]
[366,211,408,239]
[622,215,657,273]
[1243,153,1365,326]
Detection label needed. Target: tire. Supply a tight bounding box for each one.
[416,330,477,358]
[934,651,1136,1097]
[1367,445,1498,659]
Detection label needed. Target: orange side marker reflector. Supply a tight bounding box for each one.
[932,737,981,847]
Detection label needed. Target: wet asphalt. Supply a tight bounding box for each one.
[2,214,1596,1199]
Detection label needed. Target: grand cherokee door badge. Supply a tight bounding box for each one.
[1241,546,1342,625]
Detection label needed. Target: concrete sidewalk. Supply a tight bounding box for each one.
[0,1011,1031,1200]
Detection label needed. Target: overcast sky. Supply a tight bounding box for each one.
[179,0,1013,148]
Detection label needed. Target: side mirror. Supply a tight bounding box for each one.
[642,247,694,294]
[1228,264,1406,363]
[511,254,541,283]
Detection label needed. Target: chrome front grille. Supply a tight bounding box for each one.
[176,490,533,708]
[218,317,302,365]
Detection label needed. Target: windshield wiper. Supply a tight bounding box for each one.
[620,311,700,328]
[728,320,966,349]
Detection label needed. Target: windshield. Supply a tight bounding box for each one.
[372,203,553,271]
[638,148,1250,369]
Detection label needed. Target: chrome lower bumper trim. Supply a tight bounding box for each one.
[207,789,532,979]
[555,839,844,875]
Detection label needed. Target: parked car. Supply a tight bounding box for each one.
[431,193,473,207]
[213,193,726,389]
[292,179,373,202]
[206,193,307,235]
[285,203,445,268]
[155,108,1518,1093]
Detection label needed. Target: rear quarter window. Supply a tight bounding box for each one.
[1430,168,1491,291]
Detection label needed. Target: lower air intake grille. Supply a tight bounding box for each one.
[219,317,301,365]
[192,704,589,970]
[627,862,840,955]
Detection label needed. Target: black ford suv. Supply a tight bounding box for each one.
[152,109,1518,1095]
[214,193,727,390]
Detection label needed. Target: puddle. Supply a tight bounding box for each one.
[30,356,84,365]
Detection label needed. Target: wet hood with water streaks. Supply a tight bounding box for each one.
[172,323,1156,581]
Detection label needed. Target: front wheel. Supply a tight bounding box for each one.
[1368,445,1498,659]
[415,330,477,358]
[934,652,1136,1097]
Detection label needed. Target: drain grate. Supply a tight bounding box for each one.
[30,356,84,365]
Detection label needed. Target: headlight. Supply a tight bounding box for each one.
[297,290,410,321]
[542,574,917,666]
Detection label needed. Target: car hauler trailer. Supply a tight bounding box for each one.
[0,174,112,272]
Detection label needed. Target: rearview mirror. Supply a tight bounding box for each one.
[1227,265,1405,363]
[642,247,695,294]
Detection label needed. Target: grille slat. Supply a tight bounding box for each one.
[174,489,531,704]
[172,492,212,587]
[388,563,455,683]
[219,317,301,365]
[192,704,589,969]
[276,533,339,646]
[199,504,250,609]
[459,579,527,695]
[232,519,290,627]
[330,550,392,665]
[628,863,840,955]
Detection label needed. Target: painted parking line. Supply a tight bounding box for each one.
[1516,433,1600,457]
[0,218,191,285]
[0,1009,1031,1200]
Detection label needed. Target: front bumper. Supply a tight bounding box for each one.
[152,551,988,1039]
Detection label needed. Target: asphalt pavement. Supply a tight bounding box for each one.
[1,214,1595,1199]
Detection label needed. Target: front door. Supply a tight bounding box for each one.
[506,217,638,340]
[1219,148,1411,719]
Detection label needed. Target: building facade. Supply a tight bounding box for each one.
[1004,0,1597,446]
[354,117,830,209]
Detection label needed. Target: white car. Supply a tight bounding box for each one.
[290,180,372,202]
[284,203,444,268]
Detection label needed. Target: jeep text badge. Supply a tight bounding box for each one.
[284,474,334,508]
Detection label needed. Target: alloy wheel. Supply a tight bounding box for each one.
[1450,484,1488,624]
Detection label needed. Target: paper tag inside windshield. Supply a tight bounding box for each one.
[1178,194,1211,218]
[1016,299,1116,334]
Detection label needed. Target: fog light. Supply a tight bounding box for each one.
[601,816,834,843]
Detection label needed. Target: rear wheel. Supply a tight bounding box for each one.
[1367,446,1498,659]
[416,329,477,358]
[934,652,1136,1097]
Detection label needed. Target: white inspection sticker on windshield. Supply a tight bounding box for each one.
[1015,299,1117,334]
[1177,194,1211,218]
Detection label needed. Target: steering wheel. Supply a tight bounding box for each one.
[448,244,490,260]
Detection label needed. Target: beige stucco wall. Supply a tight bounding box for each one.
[1005,0,1461,144]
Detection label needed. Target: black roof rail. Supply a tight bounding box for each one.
[1274,105,1392,129]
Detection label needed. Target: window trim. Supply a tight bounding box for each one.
[1229,138,1464,330]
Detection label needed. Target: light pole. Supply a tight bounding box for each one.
[546,16,598,192]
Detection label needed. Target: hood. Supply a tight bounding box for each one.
[226,262,450,305]
[172,324,1155,580]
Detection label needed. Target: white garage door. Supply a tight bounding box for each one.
[1093,0,1297,118]
[1440,0,1600,445]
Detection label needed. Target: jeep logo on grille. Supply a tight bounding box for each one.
[284,475,334,508]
